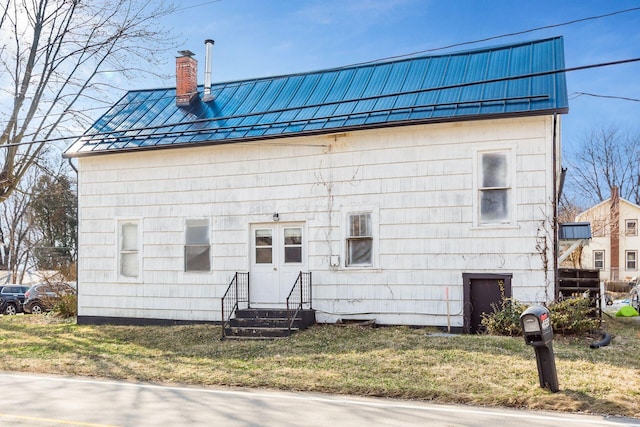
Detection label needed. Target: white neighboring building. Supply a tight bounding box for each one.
[64,37,569,332]
[576,188,640,281]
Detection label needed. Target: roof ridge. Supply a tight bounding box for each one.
[129,36,565,94]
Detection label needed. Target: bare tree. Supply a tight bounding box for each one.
[566,126,640,207]
[558,193,584,224]
[0,173,39,283]
[0,0,176,202]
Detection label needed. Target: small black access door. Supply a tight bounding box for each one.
[462,273,512,334]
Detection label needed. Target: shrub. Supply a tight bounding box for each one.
[52,293,77,318]
[481,294,599,336]
[481,297,527,336]
[547,296,599,335]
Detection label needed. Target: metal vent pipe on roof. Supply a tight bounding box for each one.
[203,39,215,102]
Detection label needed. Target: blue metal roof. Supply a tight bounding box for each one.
[64,37,568,157]
[559,223,592,240]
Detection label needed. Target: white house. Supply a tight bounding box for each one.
[575,188,640,281]
[64,37,569,332]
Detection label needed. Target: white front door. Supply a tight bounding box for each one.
[250,222,306,307]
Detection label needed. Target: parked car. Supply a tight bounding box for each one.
[0,285,31,315]
[23,282,75,314]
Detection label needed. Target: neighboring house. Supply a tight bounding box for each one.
[558,222,592,268]
[64,37,568,332]
[575,187,640,281]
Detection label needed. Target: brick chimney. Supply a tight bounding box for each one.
[176,50,198,107]
[610,186,620,280]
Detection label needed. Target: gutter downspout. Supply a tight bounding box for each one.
[552,113,559,300]
[68,158,79,315]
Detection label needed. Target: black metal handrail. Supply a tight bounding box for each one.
[220,272,249,339]
[286,271,312,332]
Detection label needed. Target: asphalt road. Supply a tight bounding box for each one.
[1,372,639,427]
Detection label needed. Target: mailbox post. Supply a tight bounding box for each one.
[520,305,559,393]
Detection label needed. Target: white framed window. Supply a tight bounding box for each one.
[626,219,637,236]
[593,250,605,270]
[185,219,211,271]
[283,227,303,264]
[474,149,515,226]
[626,250,637,270]
[346,212,373,267]
[254,228,273,264]
[118,220,140,279]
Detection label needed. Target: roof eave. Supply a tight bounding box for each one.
[63,108,568,159]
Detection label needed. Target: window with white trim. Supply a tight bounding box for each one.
[185,219,211,271]
[254,229,273,264]
[593,250,605,270]
[346,213,373,267]
[626,219,637,236]
[118,220,139,278]
[478,151,511,224]
[626,250,637,270]
[283,227,303,264]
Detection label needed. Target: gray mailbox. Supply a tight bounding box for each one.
[520,305,559,392]
[521,305,553,345]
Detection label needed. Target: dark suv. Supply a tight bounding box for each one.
[23,282,75,314]
[0,285,31,315]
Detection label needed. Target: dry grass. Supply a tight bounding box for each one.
[0,315,639,418]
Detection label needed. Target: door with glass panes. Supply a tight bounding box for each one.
[250,223,306,307]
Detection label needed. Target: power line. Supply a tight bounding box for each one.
[339,7,640,68]
[3,56,638,149]
[174,0,223,13]
[5,6,639,124]
[570,92,640,103]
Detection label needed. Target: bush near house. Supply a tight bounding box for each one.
[51,293,77,318]
[481,295,599,336]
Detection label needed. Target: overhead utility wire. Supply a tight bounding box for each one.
[14,6,640,123]
[570,92,640,102]
[174,0,223,13]
[342,7,640,68]
[5,56,638,149]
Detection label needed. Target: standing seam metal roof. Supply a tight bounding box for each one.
[64,37,568,157]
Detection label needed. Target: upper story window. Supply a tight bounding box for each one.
[626,219,637,236]
[346,213,373,267]
[626,251,637,270]
[185,219,211,272]
[118,220,140,279]
[478,151,511,225]
[593,250,605,270]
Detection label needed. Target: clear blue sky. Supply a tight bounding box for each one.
[147,0,639,157]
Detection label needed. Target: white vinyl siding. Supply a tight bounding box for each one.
[76,115,556,325]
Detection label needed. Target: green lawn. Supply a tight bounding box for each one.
[0,315,638,417]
